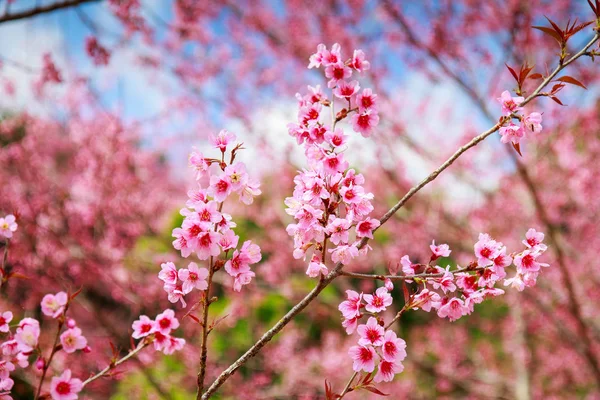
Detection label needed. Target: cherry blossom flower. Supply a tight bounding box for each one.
[158,262,178,285]
[356,217,380,239]
[497,90,524,116]
[363,287,393,313]
[330,244,359,265]
[514,249,549,273]
[351,109,379,137]
[233,270,255,292]
[15,318,40,352]
[523,228,547,251]
[357,317,385,347]
[430,240,451,258]
[132,315,156,339]
[333,80,360,99]
[499,122,524,144]
[0,312,12,333]
[178,262,209,293]
[401,255,417,276]
[209,175,233,202]
[474,233,501,266]
[374,360,403,383]
[437,297,467,322]
[0,215,17,239]
[338,290,362,320]
[356,88,377,112]
[342,316,359,335]
[209,129,236,152]
[189,148,210,180]
[431,268,457,293]
[224,162,248,191]
[195,231,221,260]
[325,63,352,88]
[348,345,376,373]
[325,217,351,245]
[523,112,543,134]
[412,289,441,312]
[50,369,82,400]
[195,201,222,224]
[306,254,328,277]
[351,49,370,72]
[155,309,179,335]
[0,361,14,381]
[164,283,187,307]
[60,327,87,354]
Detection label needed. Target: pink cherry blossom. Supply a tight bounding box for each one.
[348,345,376,373]
[431,268,457,293]
[342,316,359,335]
[15,318,40,352]
[374,360,404,383]
[351,109,379,137]
[325,63,352,88]
[189,148,210,179]
[351,49,370,72]
[0,361,14,381]
[60,327,87,354]
[325,217,351,245]
[195,231,221,260]
[363,287,393,313]
[430,240,451,258]
[178,262,209,293]
[497,90,524,116]
[0,215,17,239]
[357,317,385,347]
[437,297,467,322]
[356,88,377,112]
[209,175,233,202]
[233,270,256,292]
[0,312,12,333]
[329,244,359,265]
[155,309,179,335]
[132,315,156,339]
[333,80,360,99]
[356,217,380,239]
[225,162,248,191]
[412,289,442,312]
[474,233,501,266]
[523,112,543,134]
[499,122,524,144]
[50,369,82,400]
[514,249,549,273]
[523,228,547,251]
[338,290,362,320]
[164,283,187,307]
[306,254,328,278]
[209,129,236,152]
[158,262,178,285]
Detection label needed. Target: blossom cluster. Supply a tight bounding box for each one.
[0,291,90,400]
[340,284,407,383]
[169,130,262,298]
[402,228,549,322]
[497,90,543,145]
[286,44,381,277]
[131,310,186,355]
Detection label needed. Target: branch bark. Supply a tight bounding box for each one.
[0,0,101,24]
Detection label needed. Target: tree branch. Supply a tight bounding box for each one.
[0,0,101,24]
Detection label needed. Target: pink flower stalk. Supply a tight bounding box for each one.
[357,317,385,347]
[363,287,393,313]
[178,262,209,293]
[158,262,178,285]
[497,90,524,116]
[430,240,451,258]
[333,80,360,99]
[338,290,362,320]
[132,315,156,339]
[348,345,377,373]
[0,215,17,239]
[60,327,87,354]
[209,129,236,152]
[356,217,380,239]
[374,360,403,383]
[351,109,379,137]
[50,369,82,400]
[0,312,12,333]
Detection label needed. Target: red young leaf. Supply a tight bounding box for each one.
[70,286,83,300]
[402,281,410,304]
[512,142,523,157]
[532,26,563,43]
[362,385,390,396]
[550,83,565,94]
[550,96,566,106]
[529,73,544,79]
[505,63,519,82]
[556,75,587,89]
[544,16,564,36]
[7,272,29,280]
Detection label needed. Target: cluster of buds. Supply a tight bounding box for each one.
[169,130,262,298]
[286,44,381,277]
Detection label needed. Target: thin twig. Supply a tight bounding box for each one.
[81,341,150,388]
[0,0,101,24]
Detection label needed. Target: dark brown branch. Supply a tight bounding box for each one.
[0,0,102,25]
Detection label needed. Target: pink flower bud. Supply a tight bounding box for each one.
[35,358,45,370]
[66,318,77,329]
